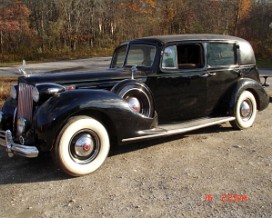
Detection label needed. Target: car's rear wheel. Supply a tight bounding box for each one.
[54,116,110,176]
[230,91,257,130]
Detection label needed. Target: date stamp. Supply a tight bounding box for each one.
[204,194,248,203]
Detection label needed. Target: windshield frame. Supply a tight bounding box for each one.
[110,42,157,69]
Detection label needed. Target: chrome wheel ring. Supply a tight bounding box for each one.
[69,130,100,164]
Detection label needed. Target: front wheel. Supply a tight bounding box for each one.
[54,116,110,176]
[230,91,257,130]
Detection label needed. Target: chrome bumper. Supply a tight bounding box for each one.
[0,130,39,158]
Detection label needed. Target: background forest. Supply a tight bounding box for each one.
[0,0,272,63]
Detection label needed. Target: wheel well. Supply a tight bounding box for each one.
[77,110,118,146]
[54,110,118,149]
[246,88,260,110]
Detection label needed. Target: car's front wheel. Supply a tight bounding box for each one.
[54,116,110,176]
[230,90,257,130]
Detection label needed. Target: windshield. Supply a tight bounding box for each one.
[111,44,156,68]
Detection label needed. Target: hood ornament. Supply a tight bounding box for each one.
[18,60,27,75]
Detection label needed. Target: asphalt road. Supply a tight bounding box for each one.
[1,58,271,77]
[0,57,111,76]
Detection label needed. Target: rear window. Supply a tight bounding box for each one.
[207,43,236,66]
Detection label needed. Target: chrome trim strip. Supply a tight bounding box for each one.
[122,117,236,142]
[0,130,39,158]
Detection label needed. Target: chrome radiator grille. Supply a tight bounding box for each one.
[18,83,33,121]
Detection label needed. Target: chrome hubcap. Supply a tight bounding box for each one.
[74,134,94,157]
[70,131,100,164]
[240,99,253,121]
[127,97,141,113]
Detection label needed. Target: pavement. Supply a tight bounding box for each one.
[259,68,272,77]
[0,57,112,76]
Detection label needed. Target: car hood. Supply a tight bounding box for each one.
[18,68,147,87]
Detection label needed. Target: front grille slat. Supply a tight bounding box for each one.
[18,83,33,122]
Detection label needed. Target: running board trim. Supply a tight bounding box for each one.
[122,116,235,142]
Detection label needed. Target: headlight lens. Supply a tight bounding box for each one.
[32,87,40,102]
[10,86,17,99]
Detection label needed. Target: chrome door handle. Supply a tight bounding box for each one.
[200,72,217,78]
[209,72,217,76]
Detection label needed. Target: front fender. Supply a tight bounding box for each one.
[33,89,156,151]
[1,97,17,131]
[229,78,269,115]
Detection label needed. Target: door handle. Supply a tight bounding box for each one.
[209,72,217,76]
[200,72,217,78]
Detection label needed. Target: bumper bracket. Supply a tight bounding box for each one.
[0,130,39,158]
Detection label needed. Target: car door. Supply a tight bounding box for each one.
[205,42,240,115]
[148,43,209,124]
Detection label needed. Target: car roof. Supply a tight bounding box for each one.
[131,34,246,44]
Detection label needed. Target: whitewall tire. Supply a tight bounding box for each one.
[55,116,110,176]
[230,91,257,130]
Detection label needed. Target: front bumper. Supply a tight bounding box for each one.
[0,130,39,158]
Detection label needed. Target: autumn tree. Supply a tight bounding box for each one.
[0,0,272,61]
[0,0,32,54]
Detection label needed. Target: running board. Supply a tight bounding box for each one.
[122,116,235,142]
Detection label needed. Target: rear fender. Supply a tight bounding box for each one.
[229,78,269,115]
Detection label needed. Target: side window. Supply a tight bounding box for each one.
[111,45,127,68]
[162,46,178,69]
[177,44,203,68]
[162,44,204,70]
[207,43,235,66]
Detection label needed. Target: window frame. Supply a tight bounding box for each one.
[206,41,238,68]
[124,43,157,68]
[160,42,205,73]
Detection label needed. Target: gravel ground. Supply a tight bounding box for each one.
[0,61,271,218]
[0,104,271,218]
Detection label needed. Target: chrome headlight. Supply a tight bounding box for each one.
[10,86,17,99]
[32,87,40,102]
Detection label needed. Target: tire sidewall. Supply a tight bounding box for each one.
[56,117,110,176]
[234,91,257,129]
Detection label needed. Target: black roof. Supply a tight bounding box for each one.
[132,34,247,44]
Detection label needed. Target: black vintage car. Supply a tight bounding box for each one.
[0,34,270,176]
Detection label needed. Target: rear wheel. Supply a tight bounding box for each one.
[54,116,110,176]
[230,91,257,130]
